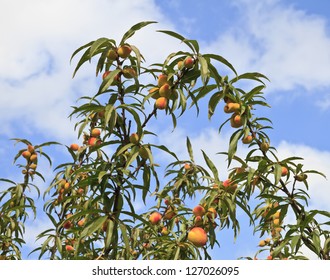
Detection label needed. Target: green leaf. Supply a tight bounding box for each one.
[201,150,219,181]
[231,72,270,85]
[274,163,282,185]
[98,69,121,93]
[228,130,243,167]
[81,216,108,237]
[208,91,223,119]
[89,37,109,58]
[198,54,209,85]
[203,53,237,76]
[120,21,157,45]
[105,219,115,249]
[157,30,196,53]
[186,137,194,162]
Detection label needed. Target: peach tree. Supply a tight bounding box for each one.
[1,21,329,260]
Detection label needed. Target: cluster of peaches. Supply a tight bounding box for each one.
[61,213,86,253]
[20,145,38,175]
[102,44,137,83]
[148,56,195,110]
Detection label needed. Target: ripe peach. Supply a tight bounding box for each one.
[193,205,206,217]
[64,182,71,190]
[187,227,208,247]
[184,56,194,68]
[155,97,168,110]
[224,102,240,113]
[70,143,79,151]
[63,220,73,230]
[77,218,85,227]
[258,240,266,247]
[117,45,132,58]
[281,166,288,177]
[129,133,139,145]
[91,128,101,137]
[273,211,280,219]
[230,113,244,128]
[157,74,168,87]
[22,150,31,159]
[223,179,237,192]
[27,145,35,153]
[149,212,162,225]
[242,135,253,144]
[65,245,74,252]
[88,137,98,146]
[159,83,172,98]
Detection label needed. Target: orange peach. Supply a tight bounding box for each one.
[187,227,208,247]
[149,212,162,225]
[193,205,206,217]
[155,97,168,110]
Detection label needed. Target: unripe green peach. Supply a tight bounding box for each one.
[122,67,137,79]
[117,45,132,58]
[107,48,118,60]
[155,97,168,110]
[129,133,139,145]
[295,173,308,182]
[260,141,270,152]
[138,146,149,159]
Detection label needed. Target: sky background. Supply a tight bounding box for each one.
[0,0,330,260]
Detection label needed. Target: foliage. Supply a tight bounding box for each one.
[0,21,329,260]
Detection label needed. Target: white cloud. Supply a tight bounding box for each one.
[204,0,330,96]
[0,0,186,143]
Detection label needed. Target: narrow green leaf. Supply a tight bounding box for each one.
[120,21,157,45]
[186,137,194,162]
[105,219,115,249]
[89,37,109,58]
[198,54,209,85]
[274,163,282,185]
[228,130,243,167]
[203,53,237,76]
[201,150,219,181]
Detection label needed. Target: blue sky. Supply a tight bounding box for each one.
[0,0,330,259]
